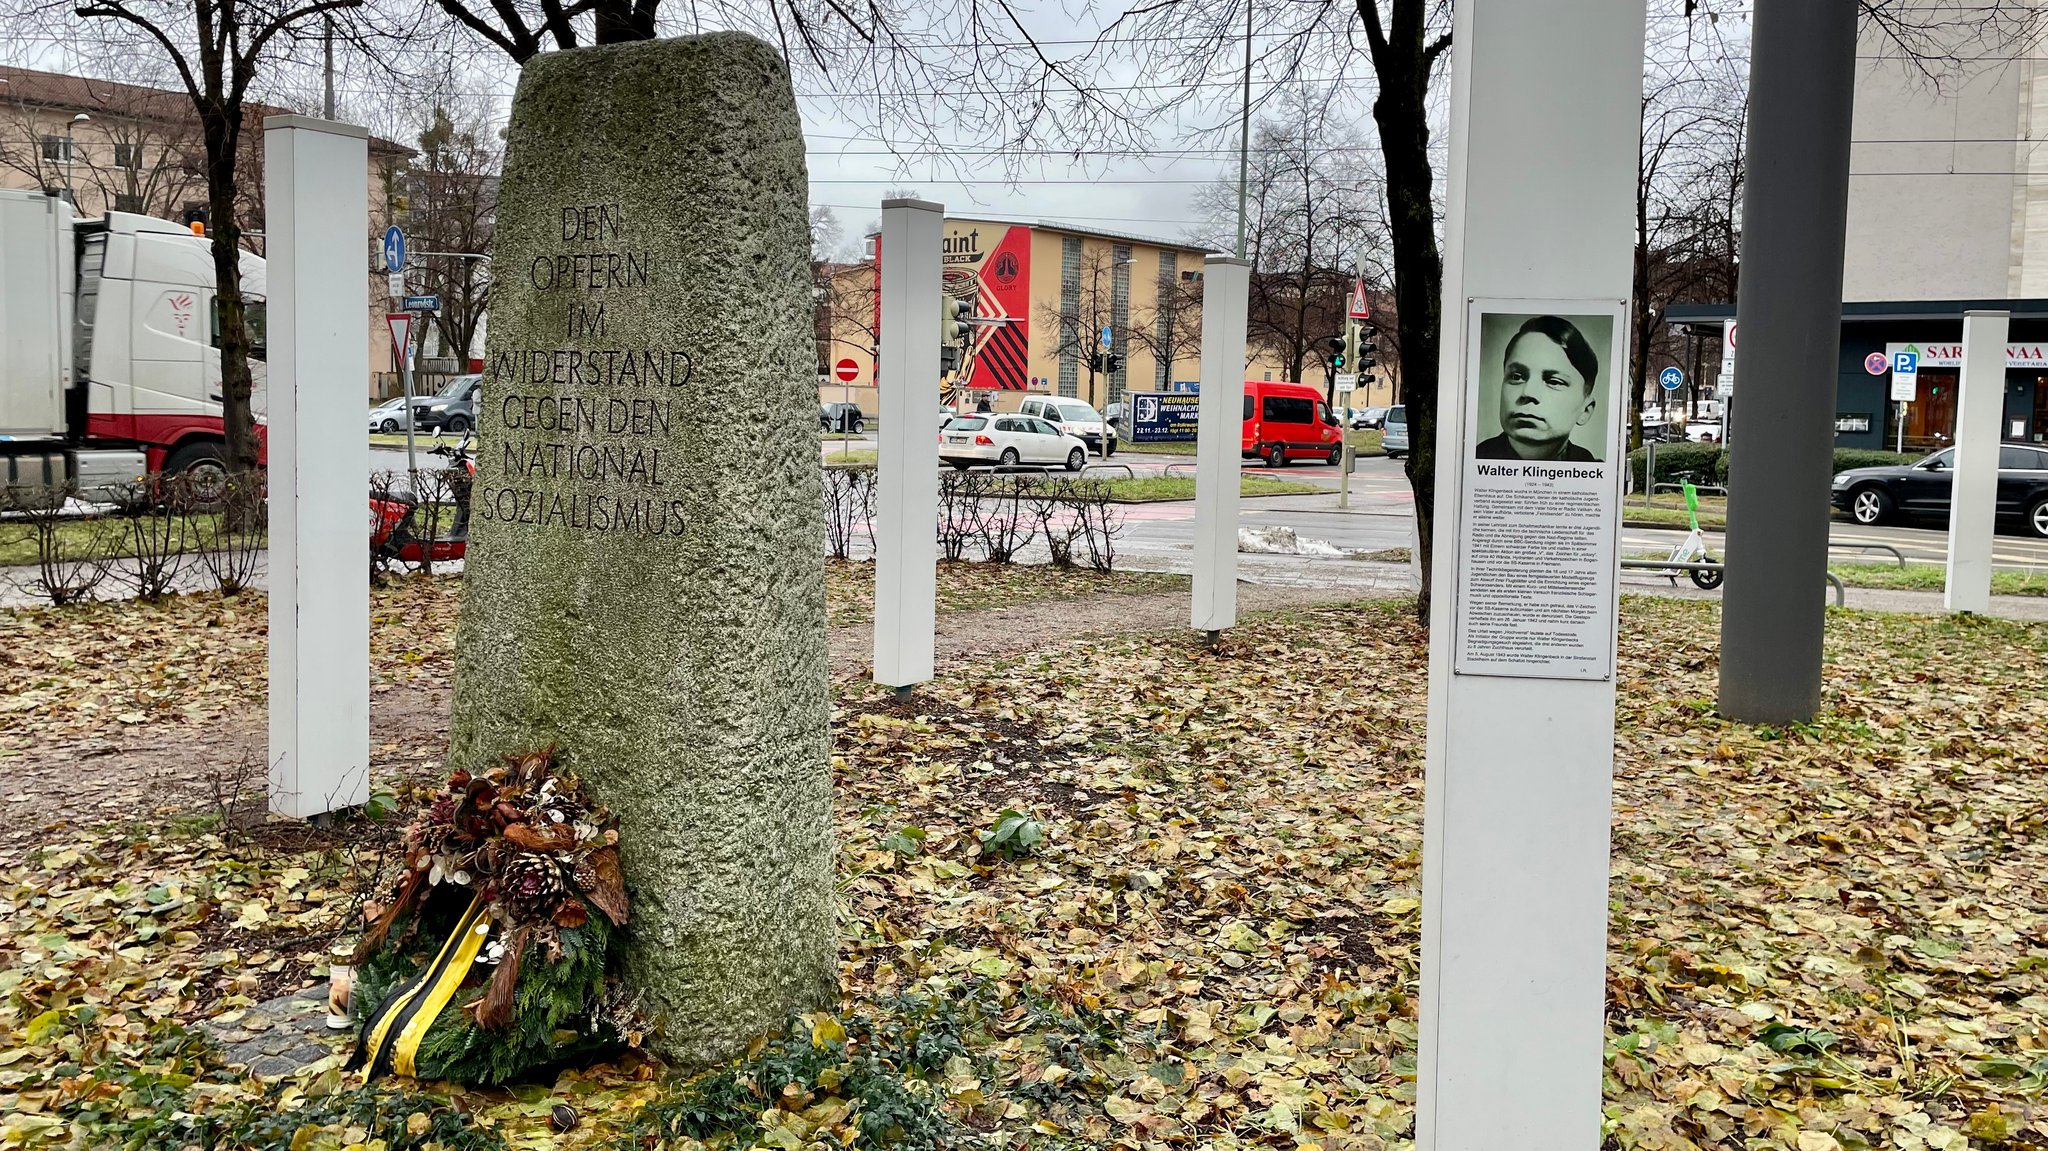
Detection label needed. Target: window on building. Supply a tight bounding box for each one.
[41,136,70,163]
[114,143,142,169]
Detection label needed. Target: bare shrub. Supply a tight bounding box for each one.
[1070,479,1125,572]
[823,466,875,560]
[8,483,116,605]
[936,469,984,562]
[193,471,265,595]
[1030,485,1082,569]
[109,473,195,600]
[977,474,1034,564]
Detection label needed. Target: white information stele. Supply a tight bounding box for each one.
[1452,298,1626,681]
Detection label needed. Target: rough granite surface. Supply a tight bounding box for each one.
[447,34,833,1067]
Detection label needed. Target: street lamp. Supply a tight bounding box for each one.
[65,113,89,207]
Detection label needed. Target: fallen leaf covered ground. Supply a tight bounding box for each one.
[3,591,2046,1151]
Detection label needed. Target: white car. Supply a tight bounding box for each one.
[940,414,1091,471]
[1019,396,1117,455]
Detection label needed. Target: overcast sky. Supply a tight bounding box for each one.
[2,2,1754,248]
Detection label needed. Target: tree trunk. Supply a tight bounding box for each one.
[200,105,263,495]
[1365,4,1445,620]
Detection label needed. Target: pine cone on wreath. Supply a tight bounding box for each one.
[498,851,569,927]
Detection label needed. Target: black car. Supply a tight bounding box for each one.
[1831,444,2048,537]
[414,374,481,433]
[820,402,865,434]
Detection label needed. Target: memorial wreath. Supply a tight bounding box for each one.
[345,746,631,1084]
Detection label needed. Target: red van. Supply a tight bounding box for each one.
[1242,380,1343,467]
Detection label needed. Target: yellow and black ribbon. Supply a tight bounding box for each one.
[348,894,492,1080]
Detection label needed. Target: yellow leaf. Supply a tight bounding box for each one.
[808,1013,847,1048]
[1379,896,1420,916]
[23,1009,62,1045]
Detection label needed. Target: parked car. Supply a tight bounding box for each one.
[1019,396,1116,455]
[821,402,865,434]
[368,397,410,434]
[939,414,1090,471]
[1242,380,1343,467]
[1381,405,1409,458]
[412,375,481,433]
[1349,406,1388,430]
[1686,422,1723,443]
[1832,444,2048,536]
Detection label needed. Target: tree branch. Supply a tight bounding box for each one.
[73,2,201,105]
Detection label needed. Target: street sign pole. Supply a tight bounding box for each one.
[1340,255,1369,511]
[386,312,418,475]
[1339,314,1359,509]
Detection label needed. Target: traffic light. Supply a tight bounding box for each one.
[1324,334,1347,369]
[1105,352,1122,374]
[1088,351,1105,372]
[1358,330,1378,384]
[941,296,972,346]
[939,296,972,375]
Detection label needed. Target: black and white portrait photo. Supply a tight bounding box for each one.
[1471,312,1615,463]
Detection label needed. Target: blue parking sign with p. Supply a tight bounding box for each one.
[1893,351,1917,374]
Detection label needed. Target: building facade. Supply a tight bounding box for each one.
[819,217,1296,414]
[1664,20,2048,451]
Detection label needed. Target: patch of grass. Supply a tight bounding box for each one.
[825,559,1188,625]
[1121,439,1199,456]
[1622,504,1728,530]
[825,449,880,468]
[1347,427,1385,455]
[0,512,261,568]
[1355,547,1411,563]
[1827,562,2048,597]
[1090,474,1320,501]
[369,431,459,448]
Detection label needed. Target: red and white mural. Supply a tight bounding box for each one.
[942,223,1031,391]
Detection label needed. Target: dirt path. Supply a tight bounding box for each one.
[2,581,1382,861]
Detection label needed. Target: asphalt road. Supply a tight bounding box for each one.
[370,433,2048,571]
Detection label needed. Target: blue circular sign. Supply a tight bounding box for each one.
[382,226,405,273]
[1658,366,1684,391]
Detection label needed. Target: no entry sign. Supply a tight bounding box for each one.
[834,358,860,382]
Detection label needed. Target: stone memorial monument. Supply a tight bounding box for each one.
[447,33,832,1067]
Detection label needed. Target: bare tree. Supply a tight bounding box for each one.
[1128,273,1203,392]
[4,0,374,498]
[1034,246,1125,409]
[1192,88,1383,394]
[815,259,877,375]
[1626,5,1747,446]
[404,102,498,366]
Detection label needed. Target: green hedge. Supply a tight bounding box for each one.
[1628,443,1722,489]
[1628,445,1918,489]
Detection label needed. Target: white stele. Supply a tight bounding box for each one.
[265,115,370,820]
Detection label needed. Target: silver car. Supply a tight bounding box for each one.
[1381,405,1408,458]
[368,397,410,434]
